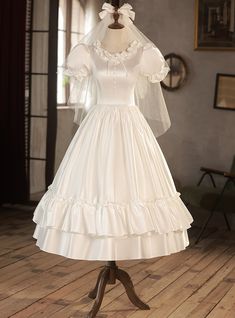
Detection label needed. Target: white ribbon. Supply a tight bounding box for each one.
[99,3,135,21]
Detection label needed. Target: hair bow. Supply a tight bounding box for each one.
[99,3,135,21]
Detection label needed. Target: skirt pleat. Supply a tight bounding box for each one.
[32,104,194,260]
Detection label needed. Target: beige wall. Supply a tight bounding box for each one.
[55,0,235,189]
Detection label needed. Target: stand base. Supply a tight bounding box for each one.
[87,261,150,318]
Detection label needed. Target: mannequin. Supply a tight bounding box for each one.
[101,27,132,53]
[100,4,132,53]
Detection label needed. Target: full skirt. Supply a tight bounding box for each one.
[32,104,194,260]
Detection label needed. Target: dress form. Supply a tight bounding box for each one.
[101,27,132,53]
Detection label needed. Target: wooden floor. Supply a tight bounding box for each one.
[0,206,235,318]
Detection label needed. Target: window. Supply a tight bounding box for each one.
[57,0,85,106]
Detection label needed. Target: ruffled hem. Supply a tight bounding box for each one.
[32,225,190,260]
[32,186,194,238]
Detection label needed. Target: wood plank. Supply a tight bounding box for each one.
[0,251,64,286]
[0,227,36,250]
[0,260,100,317]
[206,284,235,318]
[145,250,234,317]
[9,264,100,318]
[0,244,39,269]
[224,303,235,318]
[125,242,234,317]
[167,260,235,317]
[145,249,235,318]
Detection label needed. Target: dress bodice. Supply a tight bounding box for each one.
[91,40,143,106]
[64,39,170,107]
[64,38,171,137]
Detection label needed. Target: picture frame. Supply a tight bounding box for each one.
[194,0,235,50]
[214,73,235,110]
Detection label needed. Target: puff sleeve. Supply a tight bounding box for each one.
[140,44,170,83]
[63,43,91,81]
[134,43,171,137]
[63,43,96,126]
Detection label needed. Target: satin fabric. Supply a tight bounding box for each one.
[64,38,171,137]
[32,40,194,260]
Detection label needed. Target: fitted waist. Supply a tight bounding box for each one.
[96,103,138,107]
[96,87,136,106]
[87,103,140,114]
[91,103,139,111]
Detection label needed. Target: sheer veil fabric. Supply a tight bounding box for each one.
[63,2,171,138]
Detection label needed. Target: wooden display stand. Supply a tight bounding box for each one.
[87,261,150,317]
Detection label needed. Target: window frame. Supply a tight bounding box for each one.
[57,0,85,108]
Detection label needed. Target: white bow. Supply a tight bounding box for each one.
[99,3,135,21]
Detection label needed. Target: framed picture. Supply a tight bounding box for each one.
[214,73,235,110]
[195,0,235,50]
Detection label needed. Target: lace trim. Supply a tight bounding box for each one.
[93,39,142,63]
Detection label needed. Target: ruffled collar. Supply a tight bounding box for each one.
[93,39,142,63]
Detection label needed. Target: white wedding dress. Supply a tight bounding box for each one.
[32,38,194,260]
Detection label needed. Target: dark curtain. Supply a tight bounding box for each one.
[0,0,28,203]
